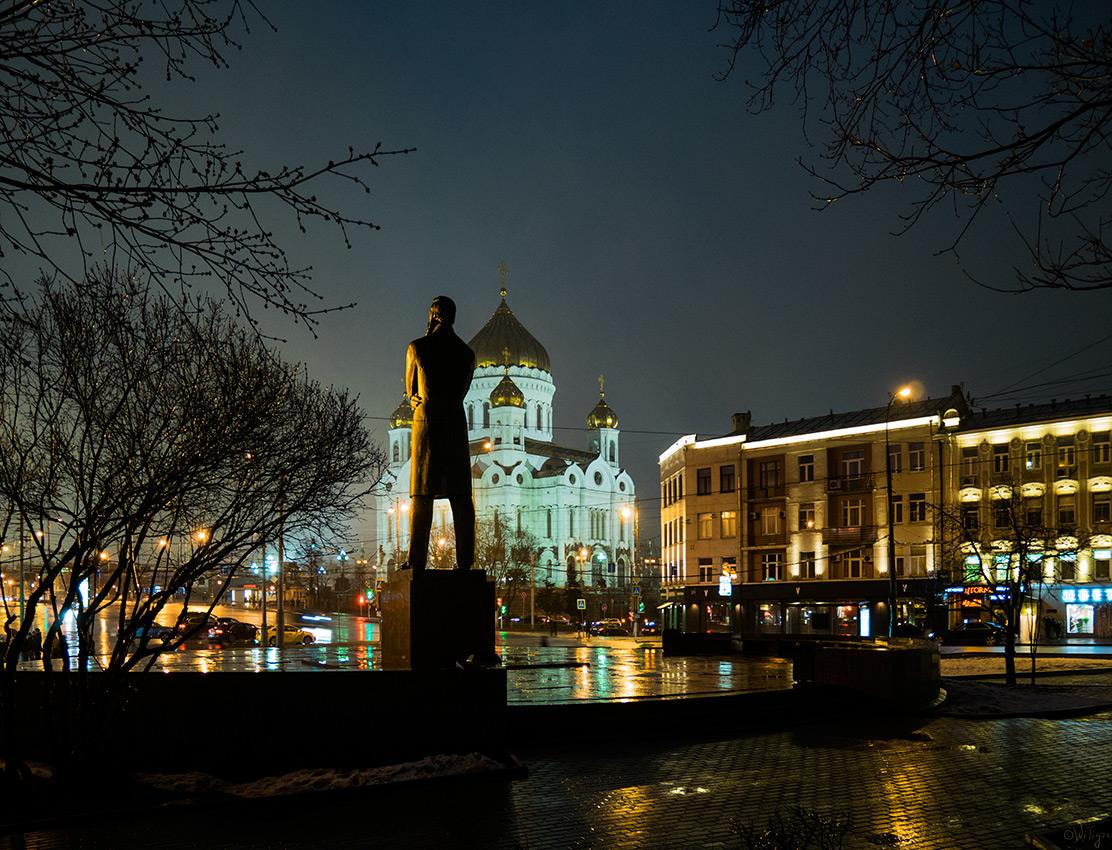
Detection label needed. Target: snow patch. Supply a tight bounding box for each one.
[136,752,508,799]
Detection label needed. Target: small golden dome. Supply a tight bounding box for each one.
[587,395,618,429]
[390,395,413,428]
[490,370,525,409]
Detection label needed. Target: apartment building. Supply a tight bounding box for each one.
[659,388,965,637]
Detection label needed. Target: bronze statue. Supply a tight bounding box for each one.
[405,296,476,570]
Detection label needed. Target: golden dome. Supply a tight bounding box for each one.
[469,290,551,373]
[490,370,525,409]
[390,395,413,428]
[587,394,618,429]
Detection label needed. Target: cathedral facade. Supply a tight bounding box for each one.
[376,289,636,590]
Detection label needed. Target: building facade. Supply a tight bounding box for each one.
[376,288,637,594]
[660,388,1112,641]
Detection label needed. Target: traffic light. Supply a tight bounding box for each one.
[638,601,644,613]
[358,595,365,606]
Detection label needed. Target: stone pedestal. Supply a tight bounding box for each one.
[381,568,497,669]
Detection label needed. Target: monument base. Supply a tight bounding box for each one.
[382,568,497,669]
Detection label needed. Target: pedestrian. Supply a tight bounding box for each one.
[30,627,42,661]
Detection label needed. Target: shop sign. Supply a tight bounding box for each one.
[718,574,733,596]
[1062,586,1112,604]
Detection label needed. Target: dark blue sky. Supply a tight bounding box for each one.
[146,3,1112,547]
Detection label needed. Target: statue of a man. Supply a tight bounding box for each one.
[405,296,476,570]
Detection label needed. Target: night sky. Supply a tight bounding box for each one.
[43,3,1112,547]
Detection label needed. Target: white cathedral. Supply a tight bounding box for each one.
[375,287,637,589]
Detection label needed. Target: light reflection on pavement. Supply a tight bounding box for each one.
[14,605,797,704]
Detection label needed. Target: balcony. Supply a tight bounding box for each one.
[822,525,879,547]
[747,484,785,500]
[826,474,874,494]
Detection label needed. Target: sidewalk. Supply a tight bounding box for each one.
[4,705,1110,850]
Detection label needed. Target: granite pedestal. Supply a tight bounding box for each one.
[381,568,497,669]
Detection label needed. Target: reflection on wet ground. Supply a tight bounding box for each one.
[17,622,796,705]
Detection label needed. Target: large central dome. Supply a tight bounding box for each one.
[468,290,551,373]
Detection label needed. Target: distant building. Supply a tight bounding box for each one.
[376,286,637,593]
[660,388,1112,640]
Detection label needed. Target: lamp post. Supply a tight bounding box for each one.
[886,385,912,636]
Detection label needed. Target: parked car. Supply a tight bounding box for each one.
[119,621,174,641]
[596,618,629,637]
[210,620,258,644]
[936,621,1005,646]
[891,623,929,638]
[172,613,217,640]
[264,624,314,646]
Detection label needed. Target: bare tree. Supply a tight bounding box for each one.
[936,471,1083,685]
[0,269,385,780]
[715,1,1112,291]
[0,1,410,328]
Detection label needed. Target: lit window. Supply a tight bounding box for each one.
[697,512,713,539]
[1094,493,1112,524]
[841,498,864,527]
[1059,441,1076,468]
[720,510,737,537]
[761,552,783,581]
[1025,441,1042,470]
[799,502,815,530]
[761,507,782,536]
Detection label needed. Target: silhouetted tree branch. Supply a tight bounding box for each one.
[715,0,1112,290]
[0,269,386,781]
[0,1,411,328]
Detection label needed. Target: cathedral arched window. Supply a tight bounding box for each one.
[569,508,575,536]
[483,402,490,428]
[546,509,552,538]
[468,405,474,430]
[537,404,543,430]
[392,444,399,463]
[517,510,522,534]
[609,443,615,463]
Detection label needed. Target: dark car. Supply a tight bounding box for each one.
[638,621,660,636]
[937,621,1005,646]
[172,613,217,640]
[210,619,258,644]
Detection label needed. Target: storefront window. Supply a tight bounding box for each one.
[1067,603,1093,634]
[757,602,782,633]
[834,604,858,635]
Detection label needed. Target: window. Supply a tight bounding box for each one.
[1025,441,1042,471]
[962,504,979,531]
[800,551,816,579]
[1026,500,1043,527]
[909,546,927,576]
[546,509,552,538]
[1094,494,1112,524]
[720,465,736,493]
[697,512,713,539]
[992,443,1009,474]
[799,502,815,530]
[1096,556,1111,580]
[895,555,905,576]
[1094,432,1111,465]
[759,460,782,490]
[888,443,902,473]
[1059,499,1076,526]
[994,501,1011,529]
[841,450,864,478]
[698,559,715,583]
[798,454,815,482]
[761,552,783,581]
[696,467,711,495]
[889,495,903,524]
[961,447,979,482]
[838,549,864,578]
[909,493,927,522]
[569,508,575,536]
[908,442,926,471]
[1059,556,1076,582]
[483,402,490,428]
[720,510,737,537]
[761,506,782,536]
[1059,440,1076,468]
[841,498,864,527]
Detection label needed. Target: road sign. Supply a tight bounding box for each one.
[601,603,608,611]
[576,599,586,610]
[632,586,641,595]
[375,579,384,590]
[520,591,526,599]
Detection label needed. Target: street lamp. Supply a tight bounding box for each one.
[886,385,912,636]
